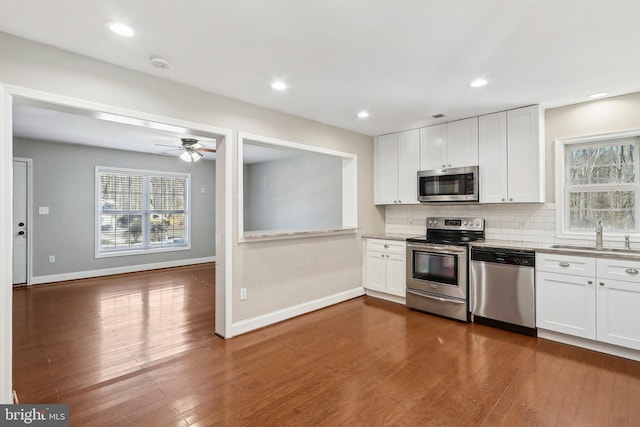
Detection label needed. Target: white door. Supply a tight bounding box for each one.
[397,129,420,204]
[507,105,543,202]
[535,271,596,339]
[385,253,407,297]
[12,160,28,285]
[478,112,508,203]
[419,124,447,170]
[364,250,386,293]
[374,133,399,205]
[596,278,640,350]
[446,117,479,168]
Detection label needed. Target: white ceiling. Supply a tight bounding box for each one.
[12,102,219,160]
[2,1,640,137]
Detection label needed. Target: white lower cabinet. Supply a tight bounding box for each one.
[596,259,640,350]
[536,253,640,351]
[536,270,596,339]
[364,238,406,298]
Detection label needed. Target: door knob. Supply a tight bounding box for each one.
[18,231,25,236]
[18,222,25,227]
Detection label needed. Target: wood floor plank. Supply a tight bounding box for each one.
[12,263,640,425]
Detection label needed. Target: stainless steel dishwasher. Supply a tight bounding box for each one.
[470,247,536,336]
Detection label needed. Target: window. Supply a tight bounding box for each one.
[96,167,189,256]
[238,133,357,241]
[557,131,640,236]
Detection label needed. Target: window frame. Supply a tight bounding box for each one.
[95,166,191,258]
[555,129,640,240]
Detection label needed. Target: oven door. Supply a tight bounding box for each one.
[406,243,468,300]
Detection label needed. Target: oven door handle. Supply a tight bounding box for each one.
[406,289,466,304]
[406,243,466,255]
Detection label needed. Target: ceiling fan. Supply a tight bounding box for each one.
[156,138,216,162]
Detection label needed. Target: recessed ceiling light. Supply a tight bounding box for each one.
[588,92,608,99]
[469,78,489,88]
[271,81,287,91]
[107,22,136,37]
[357,111,369,119]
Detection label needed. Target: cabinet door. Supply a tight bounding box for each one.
[364,250,387,293]
[419,124,447,170]
[478,112,508,203]
[536,271,596,339]
[446,117,479,168]
[385,253,406,297]
[597,278,640,350]
[507,105,544,202]
[397,129,420,204]
[374,133,399,205]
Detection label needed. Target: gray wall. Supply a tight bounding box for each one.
[243,152,342,232]
[13,137,215,277]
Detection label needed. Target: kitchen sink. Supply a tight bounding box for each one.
[550,244,640,254]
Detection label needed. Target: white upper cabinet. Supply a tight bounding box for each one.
[419,117,478,170]
[419,124,446,170]
[374,129,419,205]
[479,105,544,203]
[507,105,545,202]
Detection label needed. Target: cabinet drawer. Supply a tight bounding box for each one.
[536,252,595,276]
[366,239,406,255]
[597,258,640,283]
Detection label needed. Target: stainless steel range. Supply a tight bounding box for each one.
[406,217,485,322]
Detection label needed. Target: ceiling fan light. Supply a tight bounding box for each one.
[180,151,194,162]
[192,151,203,162]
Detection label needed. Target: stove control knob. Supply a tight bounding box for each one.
[462,221,468,225]
[428,220,432,225]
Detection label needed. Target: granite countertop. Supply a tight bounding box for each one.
[362,236,640,261]
[361,232,418,241]
[472,239,640,261]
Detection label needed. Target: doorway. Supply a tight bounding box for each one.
[12,158,31,286]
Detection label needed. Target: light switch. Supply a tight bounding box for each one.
[39,206,49,215]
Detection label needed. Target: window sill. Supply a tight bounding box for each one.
[240,228,358,243]
[96,244,191,258]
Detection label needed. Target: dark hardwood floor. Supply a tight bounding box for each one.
[12,264,640,426]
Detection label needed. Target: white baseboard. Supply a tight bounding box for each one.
[365,289,406,305]
[538,329,640,362]
[231,286,365,336]
[31,256,215,285]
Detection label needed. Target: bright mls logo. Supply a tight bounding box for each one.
[0,404,69,426]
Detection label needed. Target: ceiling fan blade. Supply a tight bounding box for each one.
[155,143,181,148]
[199,148,216,153]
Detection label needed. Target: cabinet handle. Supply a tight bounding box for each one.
[626,268,639,275]
[381,254,385,257]
[501,198,505,202]
[398,200,401,203]
[587,280,593,285]
[384,244,389,249]
[448,164,451,167]
[599,282,605,286]
[509,198,513,202]
[559,261,570,267]
[442,164,446,168]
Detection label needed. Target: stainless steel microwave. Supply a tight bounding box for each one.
[417,166,479,202]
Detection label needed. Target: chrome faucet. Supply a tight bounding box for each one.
[595,220,603,250]
[625,235,631,250]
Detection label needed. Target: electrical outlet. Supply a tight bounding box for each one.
[39,206,49,215]
[48,255,55,263]
[519,220,526,229]
[201,187,206,193]
[240,288,247,300]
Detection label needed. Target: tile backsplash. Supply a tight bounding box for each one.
[385,203,630,248]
